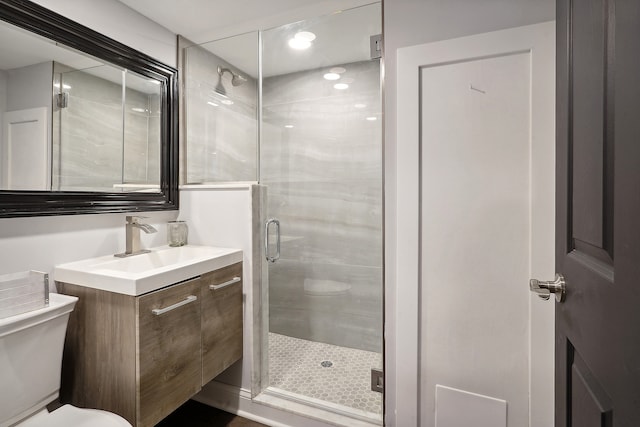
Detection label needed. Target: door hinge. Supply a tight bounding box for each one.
[370,34,382,60]
[56,92,69,109]
[371,368,384,393]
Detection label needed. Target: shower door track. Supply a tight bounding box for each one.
[254,386,383,427]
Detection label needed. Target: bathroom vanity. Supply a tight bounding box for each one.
[54,246,243,427]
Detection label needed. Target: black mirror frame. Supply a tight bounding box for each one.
[0,0,178,217]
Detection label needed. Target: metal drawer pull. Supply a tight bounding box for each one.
[210,276,241,291]
[152,295,197,315]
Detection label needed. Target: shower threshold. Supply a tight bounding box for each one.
[254,387,382,427]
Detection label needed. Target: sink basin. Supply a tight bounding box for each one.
[54,245,242,296]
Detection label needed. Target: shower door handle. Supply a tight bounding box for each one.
[265,218,281,263]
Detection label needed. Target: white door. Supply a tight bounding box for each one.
[2,107,50,190]
[395,22,555,427]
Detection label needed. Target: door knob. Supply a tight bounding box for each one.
[530,273,566,302]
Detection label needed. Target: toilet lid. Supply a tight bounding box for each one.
[18,405,132,427]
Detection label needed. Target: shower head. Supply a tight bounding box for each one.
[217,66,247,87]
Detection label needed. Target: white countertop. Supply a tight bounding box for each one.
[53,245,242,296]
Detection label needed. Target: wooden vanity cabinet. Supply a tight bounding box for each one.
[137,279,202,427]
[58,262,243,427]
[200,262,243,384]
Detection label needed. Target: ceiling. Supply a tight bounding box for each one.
[118,0,375,43]
[119,0,381,77]
[0,21,163,94]
[0,0,381,91]
[184,3,381,78]
[0,23,101,71]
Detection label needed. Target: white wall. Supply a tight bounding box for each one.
[6,62,52,112]
[0,70,6,112]
[384,1,555,426]
[177,186,257,392]
[0,1,177,282]
[31,0,176,67]
[0,211,175,281]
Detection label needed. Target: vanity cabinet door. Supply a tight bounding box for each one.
[137,279,202,427]
[200,262,243,384]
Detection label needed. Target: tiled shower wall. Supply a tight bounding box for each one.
[184,42,258,183]
[53,64,160,191]
[0,70,6,157]
[262,60,382,353]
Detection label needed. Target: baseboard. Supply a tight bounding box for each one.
[195,381,382,427]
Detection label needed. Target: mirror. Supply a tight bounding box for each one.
[0,0,178,217]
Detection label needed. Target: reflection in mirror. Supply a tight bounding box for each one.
[0,0,177,217]
[52,64,161,192]
[0,17,162,193]
[183,32,258,183]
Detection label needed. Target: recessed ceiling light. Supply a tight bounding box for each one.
[221,99,234,105]
[131,107,147,113]
[366,116,377,121]
[295,31,316,42]
[354,103,366,109]
[289,38,311,50]
[207,101,219,107]
[330,67,346,74]
[334,83,349,90]
[288,31,316,50]
[284,124,294,128]
[323,72,340,81]
[341,77,355,84]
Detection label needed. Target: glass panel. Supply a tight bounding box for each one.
[261,2,383,417]
[53,66,163,193]
[184,32,258,183]
[54,64,125,191]
[123,71,162,191]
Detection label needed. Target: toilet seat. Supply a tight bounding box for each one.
[17,405,131,427]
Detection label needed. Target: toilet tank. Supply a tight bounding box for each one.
[0,293,78,426]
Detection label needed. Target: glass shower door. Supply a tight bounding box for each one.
[261,2,383,418]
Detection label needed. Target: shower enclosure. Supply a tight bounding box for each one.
[182,2,382,423]
[261,3,383,420]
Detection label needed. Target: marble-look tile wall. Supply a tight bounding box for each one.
[0,70,6,157]
[53,64,160,191]
[262,60,382,353]
[184,42,258,183]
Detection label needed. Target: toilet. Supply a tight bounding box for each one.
[0,293,131,427]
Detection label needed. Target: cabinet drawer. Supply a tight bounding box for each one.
[137,279,202,427]
[200,262,243,384]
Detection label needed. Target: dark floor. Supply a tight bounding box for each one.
[157,400,268,427]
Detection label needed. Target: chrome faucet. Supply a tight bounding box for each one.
[115,216,157,257]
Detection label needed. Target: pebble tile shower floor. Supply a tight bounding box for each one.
[269,332,383,415]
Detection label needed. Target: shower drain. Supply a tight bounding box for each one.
[320,360,333,368]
